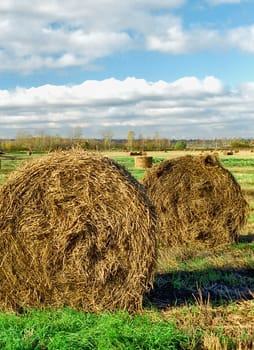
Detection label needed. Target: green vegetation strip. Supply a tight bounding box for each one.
[221,158,254,167]
[0,309,190,350]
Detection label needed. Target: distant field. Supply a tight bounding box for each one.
[0,153,44,185]
[104,148,254,159]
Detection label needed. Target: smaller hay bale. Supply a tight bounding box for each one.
[129,151,143,156]
[223,150,234,156]
[0,150,157,312]
[135,156,153,169]
[142,154,249,247]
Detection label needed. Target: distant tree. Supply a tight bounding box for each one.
[144,137,153,151]
[159,138,169,150]
[152,132,168,151]
[15,130,33,150]
[102,128,114,150]
[166,138,173,149]
[174,140,187,150]
[81,140,90,150]
[32,129,47,151]
[153,132,159,150]
[137,133,145,150]
[127,130,135,151]
[73,126,82,142]
[229,138,250,149]
[2,141,15,152]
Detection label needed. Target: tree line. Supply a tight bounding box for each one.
[0,129,253,153]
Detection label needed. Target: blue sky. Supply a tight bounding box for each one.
[1,0,254,139]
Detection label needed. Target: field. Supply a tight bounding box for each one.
[0,150,253,349]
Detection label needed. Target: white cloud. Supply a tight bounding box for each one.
[207,0,241,5]
[146,17,221,53]
[227,25,254,53]
[169,76,225,95]
[0,0,253,73]
[1,76,254,139]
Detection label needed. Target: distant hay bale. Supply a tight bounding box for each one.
[135,156,153,169]
[142,154,249,247]
[223,150,234,156]
[0,150,157,312]
[129,151,143,156]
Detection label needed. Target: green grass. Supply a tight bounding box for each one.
[221,158,254,167]
[0,153,44,185]
[0,309,190,350]
[0,158,24,185]
[227,169,254,188]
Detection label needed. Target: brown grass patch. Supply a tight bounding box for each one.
[0,149,157,312]
[162,298,254,350]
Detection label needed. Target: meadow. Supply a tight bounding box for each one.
[0,150,253,349]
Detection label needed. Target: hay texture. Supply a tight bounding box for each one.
[142,154,249,247]
[0,150,156,312]
[135,156,153,169]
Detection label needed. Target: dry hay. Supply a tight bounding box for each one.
[142,154,249,247]
[0,149,157,312]
[135,156,153,169]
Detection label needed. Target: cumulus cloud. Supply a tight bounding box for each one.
[0,0,253,73]
[227,25,254,53]
[1,76,254,139]
[146,17,221,54]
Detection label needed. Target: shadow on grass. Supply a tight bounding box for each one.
[145,267,254,310]
[239,234,254,243]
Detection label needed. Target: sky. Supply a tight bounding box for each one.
[1,0,254,140]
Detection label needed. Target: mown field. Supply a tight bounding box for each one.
[0,150,253,349]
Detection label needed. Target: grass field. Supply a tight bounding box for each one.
[0,150,253,349]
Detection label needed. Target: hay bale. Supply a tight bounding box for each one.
[142,154,249,247]
[223,150,234,155]
[135,156,153,169]
[129,151,143,156]
[0,150,157,312]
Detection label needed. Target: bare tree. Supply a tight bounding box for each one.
[102,128,114,151]
[127,130,135,151]
[153,132,159,150]
[15,130,33,150]
[73,126,82,141]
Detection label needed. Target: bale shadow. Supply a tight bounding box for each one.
[239,234,254,243]
[145,268,254,310]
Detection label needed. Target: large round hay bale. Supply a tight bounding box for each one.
[0,150,157,312]
[142,154,249,247]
